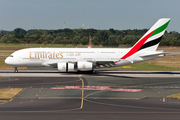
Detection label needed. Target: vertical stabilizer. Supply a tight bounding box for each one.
[121,18,170,59]
[137,18,170,51]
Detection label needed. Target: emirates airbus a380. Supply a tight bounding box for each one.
[5,18,170,73]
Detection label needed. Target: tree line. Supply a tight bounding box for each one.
[0,28,180,46]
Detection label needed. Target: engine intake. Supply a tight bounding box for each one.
[77,61,93,71]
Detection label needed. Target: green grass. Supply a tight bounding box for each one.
[0,88,23,99]
[0,100,9,103]
[166,93,180,99]
[102,61,180,71]
[0,44,87,50]
[0,44,130,50]
[130,62,179,71]
[0,52,12,56]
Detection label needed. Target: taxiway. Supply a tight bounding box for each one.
[0,70,180,120]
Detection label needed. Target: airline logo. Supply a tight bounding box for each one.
[82,64,86,69]
[29,52,81,59]
[115,19,170,63]
[30,51,63,59]
[122,20,170,59]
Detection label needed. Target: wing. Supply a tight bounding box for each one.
[41,58,119,69]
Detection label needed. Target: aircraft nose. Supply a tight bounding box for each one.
[5,57,13,65]
[5,57,9,64]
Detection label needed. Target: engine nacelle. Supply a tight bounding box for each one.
[58,62,93,72]
[57,63,74,72]
[77,62,93,71]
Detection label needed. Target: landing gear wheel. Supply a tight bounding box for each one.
[14,67,18,73]
[91,70,96,74]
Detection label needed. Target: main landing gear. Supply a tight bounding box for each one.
[14,67,18,73]
[77,70,96,74]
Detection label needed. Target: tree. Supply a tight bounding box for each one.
[102,40,109,47]
[160,40,170,46]
[98,30,109,41]
[37,38,42,44]
[13,28,27,38]
[81,37,88,45]
[1,27,180,46]
[109,28,116,34]
[92,36,100,45]
[73,36,81,41]
[10,38,20,43]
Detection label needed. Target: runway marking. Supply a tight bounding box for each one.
[51,86,142,92]
[78,76,84,109]
[84,90,104,99]
[37,97,141,100]
[52,85,180,89]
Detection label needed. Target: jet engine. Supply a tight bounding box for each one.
[57,63,74,72]
[57,62,93,72]
[77,61,93,71]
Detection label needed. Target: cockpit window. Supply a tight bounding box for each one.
[9,55,13,57]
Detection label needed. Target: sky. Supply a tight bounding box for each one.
[0,0,179,32]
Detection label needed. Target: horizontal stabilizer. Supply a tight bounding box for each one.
[139,52,169,58]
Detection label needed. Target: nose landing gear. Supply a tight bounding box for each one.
[14,67,18,73]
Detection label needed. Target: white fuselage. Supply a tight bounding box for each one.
[5,48,129,66]
[5,47,162,71]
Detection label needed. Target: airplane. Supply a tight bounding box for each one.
[5,18,170,73]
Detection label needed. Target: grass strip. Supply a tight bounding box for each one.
[0,88,23,100]
[102,61,180,71]
[166,93,180,99]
